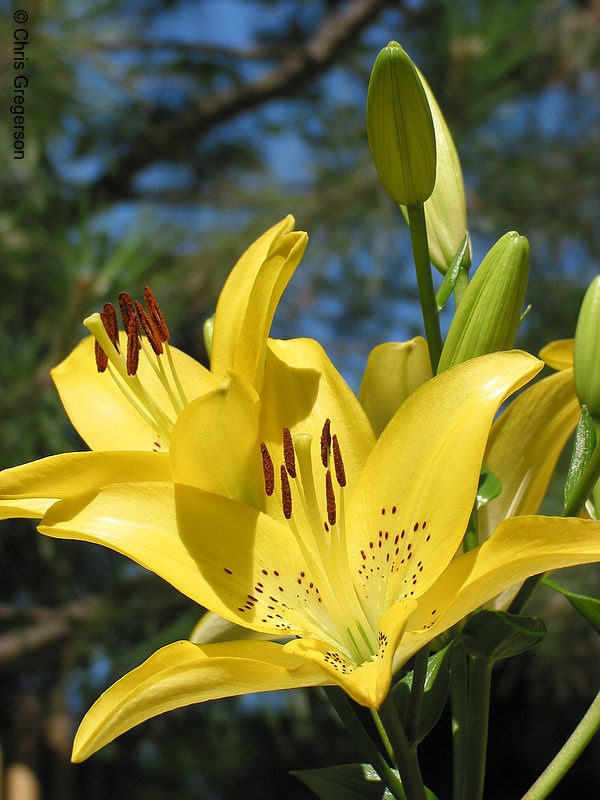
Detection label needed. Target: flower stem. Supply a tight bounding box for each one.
[461,656,493,800]
[324,687,407,800]
[377,695,428,800]
[406,646,430,743]
[450,646,469,800]
[520,687,600,800]
[406,203,443,374]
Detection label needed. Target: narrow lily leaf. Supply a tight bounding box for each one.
[460,610,546,662]
[476,463,502,510]
[543,577,600,635]
[292,764,439,800]
[435,234,470,310]
[564,406,597,512]
[392,644,453,742]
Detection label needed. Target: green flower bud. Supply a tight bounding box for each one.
[366,42,436,206]
[203,314,215,359]
[359,337,433,437]
[574,275,600,415]
[400,69,471,274]
[438,231,529,372]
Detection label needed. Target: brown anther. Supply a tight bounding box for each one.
[144,286,170,342]
[320,419,331,467]
[135,299,164,356]
[102,302,120,350]
[332,434,346,487]
[94,340,108,373]
[118,292,139,336]
[325,469,336,526]
[280,464,292,519]
[126,316,140,376]
[282,427,296,478]
[260,442,275,496]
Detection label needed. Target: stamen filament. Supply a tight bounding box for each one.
[107,364,172,443]
[164,342,189,408]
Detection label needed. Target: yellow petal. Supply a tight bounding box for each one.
[394,515,600,667]
[479,369,580,538]
[211,216,295,379]
[52,334,215,451]
[284,598,415,708]
[348,351,542,623]
[190,611,278,644]
[169,372,262,505]
[359,338,432,437]
[38,482,323,639]
[0,451,171,520]
[0,497,56,520]
[231,231,308,391]
[72,639,326,762]
[539,339,574,371]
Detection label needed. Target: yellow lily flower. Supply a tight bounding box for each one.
[0,216,307,520]
[32,347,600,762]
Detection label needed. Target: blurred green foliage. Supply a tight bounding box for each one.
[1,0,600,797]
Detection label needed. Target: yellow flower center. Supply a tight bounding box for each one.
[84,288,188,449]
[261,421,379,665]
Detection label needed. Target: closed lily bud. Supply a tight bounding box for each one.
[366,42,436,206]
[438,231,529,372]
[359,337,432,437]
[574,275,600,415]
[400,69,471,274]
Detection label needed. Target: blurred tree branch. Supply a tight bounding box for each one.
[92,0,397,200]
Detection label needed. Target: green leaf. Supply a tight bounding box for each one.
[292,764,439,800]
[392,644,453,742]
[435,234,470,310]
[543,577,600,635]
[476,463,502,510]
[460,609,546,662]
[564,405,596,512]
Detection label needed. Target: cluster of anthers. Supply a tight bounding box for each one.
[84,288,188,448]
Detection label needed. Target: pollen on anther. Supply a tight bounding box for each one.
[102,303,120,349]
[332,434,346,487]
[135,299,164,356]
[126,317,140,376]
[320,419,331,467]
[144,286,170,342]
[282,427,296,478]
[325,469,336,526]
[260,443,275,496]
[281,464,292,519]
[94,341,108,373]
[118,292,138,335]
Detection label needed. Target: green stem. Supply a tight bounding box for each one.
[324,687,407,800]
[450,646,469,800]
[377,695,428,800]
[407,203,443,373]
[510,437,600,615]
[406,647,430,744]
[461,656,493,800]
[521,687,600,800]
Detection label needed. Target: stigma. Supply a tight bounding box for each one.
[84,287,188,448]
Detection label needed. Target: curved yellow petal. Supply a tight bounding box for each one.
[52,334,215,451]
[284,598,415,708]
[169,372,262,506]
[359,338,432,437]
[539,339,574,371]
[231,230,308,391]
[0,497,56,520]
[211,216,296,380]
[348,351,542,623]
[72,639,327,762]
[0,451,171,520]
[479,369,579,538]
[190,611,279,644]
[38,482,328,640]
[394,515,600,667]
